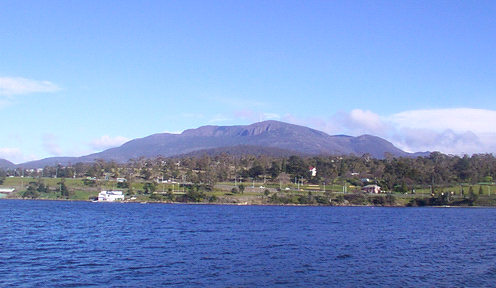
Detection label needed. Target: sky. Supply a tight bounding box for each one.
[1,0,496,164]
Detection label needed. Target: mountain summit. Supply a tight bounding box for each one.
[18,120,424,168]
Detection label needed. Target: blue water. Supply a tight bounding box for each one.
[1,200,496,287]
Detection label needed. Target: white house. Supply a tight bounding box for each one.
[362,185,381,194]
[0,188,15,194]
[309,167,317,177]
[98,190,125,202]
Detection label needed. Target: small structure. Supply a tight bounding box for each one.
[309,167,317,177]
[98,190,124,202]
[0,188,15,194]
[362,185,381,194]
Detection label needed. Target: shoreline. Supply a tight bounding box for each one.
[2,197,493,208]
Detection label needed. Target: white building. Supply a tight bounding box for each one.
[362,185,382,194]
[98,190,125,202]
[309,167,317,177]
[0,188,15,194]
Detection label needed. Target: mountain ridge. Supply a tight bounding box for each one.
[12,120,430,168]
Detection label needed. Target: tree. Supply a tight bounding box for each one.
[22,184,39,199]
[468,186,474,195]
[58,178,70,198]
[36,180,47,193]
[286,156,307,177]
[468,186,478,205]
[143,182,156,194]
[238,184,245,194]
[83,178,96,186]
[140,168,152,180]
[268,161,281,179]
[248,164,265,179]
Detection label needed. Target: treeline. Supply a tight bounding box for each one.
[3,152,496,191]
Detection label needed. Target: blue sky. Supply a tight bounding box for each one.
[1,0,496,163]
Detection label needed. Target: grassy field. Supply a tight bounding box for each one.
[2,177,495,206]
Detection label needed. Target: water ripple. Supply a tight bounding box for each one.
[1,201,496,287]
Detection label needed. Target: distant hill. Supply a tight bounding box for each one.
[18,120,429,168]
[19,156,78,169]
[0,159,15,169]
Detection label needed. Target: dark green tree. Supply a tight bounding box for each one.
[248,164,265,179]
[143,182,156,194]
[286,156,308,178]
[268,161,281,179]
[37,180,47,193]
[238,183,245,194]
[58,178,70,198]
[22,184,39,199]
[468,186,478,205]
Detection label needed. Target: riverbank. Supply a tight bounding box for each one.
[2,176,495,207]
[4,191,496,207]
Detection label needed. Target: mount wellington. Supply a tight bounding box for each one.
[8,120,427,168]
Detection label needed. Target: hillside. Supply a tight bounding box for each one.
[18,120,427,168]
[0,159,15,169]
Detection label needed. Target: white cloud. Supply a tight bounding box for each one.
[392,128,485,154]
[387,108,496,154]
[389,108,496,134]
[90,135,130,150]
[338,109,391,137]
[0,77,61,96]
[262,113,280,120]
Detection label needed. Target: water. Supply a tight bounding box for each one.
[1,200,496,287]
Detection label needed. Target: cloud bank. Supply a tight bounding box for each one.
[388,108,495,154]
[0,77,61,96]
[389,108,496,134]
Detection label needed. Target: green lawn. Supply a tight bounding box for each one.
[2,177,495,205]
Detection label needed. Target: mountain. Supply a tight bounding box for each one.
[175,145,312,158]
[18,120,428,168]
[0,159,15,169]
[18,156,79,169]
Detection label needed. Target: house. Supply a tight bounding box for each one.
[98,190,125,202]
[309,167,317,177]
[0,188,15,194]
[362,185,381,194]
